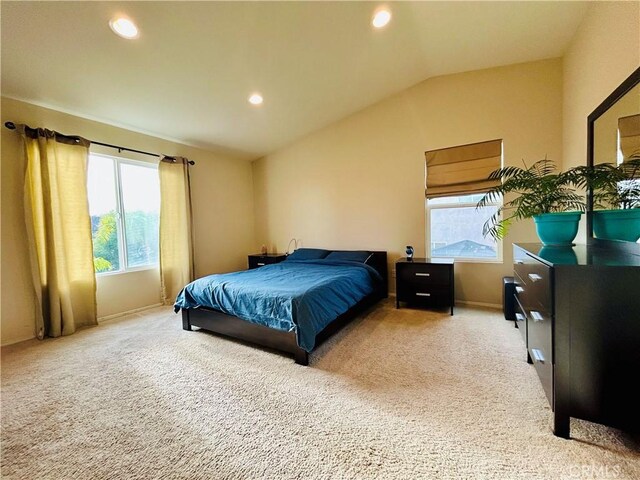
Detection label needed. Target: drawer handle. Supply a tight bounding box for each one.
[415,273,430,277]
[531,348,545,363]
[415,293,431,297]
[528,273,543,282]
[530,311,544,322]
[515,286,524,294]
[515,313,525,321]
[515,260,524,264]
[257,262,265,266]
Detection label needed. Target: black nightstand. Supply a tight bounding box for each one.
[396,258,454,315]
[248,253,287,269]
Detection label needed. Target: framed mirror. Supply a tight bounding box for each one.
[587,67,640,247]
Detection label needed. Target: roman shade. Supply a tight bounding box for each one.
[618,114,640,162]
[425,139,502,199]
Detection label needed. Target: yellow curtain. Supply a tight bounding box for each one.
[19,126,97,339]
[159,157,194,305]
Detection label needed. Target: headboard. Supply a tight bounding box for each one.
[329,249,388,298]
[367,251,389,298]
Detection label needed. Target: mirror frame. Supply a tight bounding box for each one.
[586,66,640,242]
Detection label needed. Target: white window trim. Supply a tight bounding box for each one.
[425,196,503,263]
[89,153,159,276]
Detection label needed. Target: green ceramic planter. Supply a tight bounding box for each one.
[593,209,640,242]
[532,212,582,246]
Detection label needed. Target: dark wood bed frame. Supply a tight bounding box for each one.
[181,251,388,365]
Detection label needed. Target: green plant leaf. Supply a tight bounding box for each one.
[477,158,586,239]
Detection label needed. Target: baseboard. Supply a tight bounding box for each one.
[388,293,500,311]
[98,303,164,322]
[456,300,501,310]
[1,304,164,347]
[1,333,36,347]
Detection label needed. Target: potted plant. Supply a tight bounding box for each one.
[477,158,586,246]
[570,157,640,242]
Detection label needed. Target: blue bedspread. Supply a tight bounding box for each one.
[174,260,381,352]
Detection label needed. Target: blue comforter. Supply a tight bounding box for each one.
[174,260,381,352]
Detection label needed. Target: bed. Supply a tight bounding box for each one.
[175,250,388,365]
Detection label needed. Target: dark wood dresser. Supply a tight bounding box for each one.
[248,253,287,269]
[395,258,454,315]
[513,243,640,438]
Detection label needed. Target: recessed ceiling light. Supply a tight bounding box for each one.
[109,17,139,39]
[248,93,263,105]
[372,9,392,29]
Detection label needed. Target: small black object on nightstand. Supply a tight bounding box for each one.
[248,253,287,269]
[395,257,454,315]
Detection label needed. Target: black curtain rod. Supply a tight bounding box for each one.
[4,121,195,165]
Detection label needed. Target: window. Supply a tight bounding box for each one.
[425,139,503,262]
[427,193,502,261]
[87,154,160,274]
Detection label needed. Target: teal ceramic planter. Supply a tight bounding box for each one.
[593,209,640,242]
[532,212,582,246]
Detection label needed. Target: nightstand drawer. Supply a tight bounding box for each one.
[398,290,452,307]
[397,284,450,300]
[397,263,451,287]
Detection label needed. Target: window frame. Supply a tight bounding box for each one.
[88,152,160,276]
[425,193,503,264]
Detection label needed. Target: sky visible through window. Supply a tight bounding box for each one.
[87,155,117,216]
[87,155,159,215]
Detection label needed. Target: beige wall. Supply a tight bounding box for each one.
[1,97,255,345]
[253,58,564,305]
[3,1,635,342]
[562,1,640,240]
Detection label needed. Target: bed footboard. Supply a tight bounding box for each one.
[183,307,309,365]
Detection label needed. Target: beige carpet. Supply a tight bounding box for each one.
[1,301,638,479]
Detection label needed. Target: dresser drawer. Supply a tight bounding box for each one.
[527,307,553,407]
[397,263,451,288]
[514,257,552,315]
[514,271,550,319]
[514,296,527,345]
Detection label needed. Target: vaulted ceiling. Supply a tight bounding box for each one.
[1,1,588,159]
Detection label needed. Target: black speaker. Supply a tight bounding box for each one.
[503,276,516,321]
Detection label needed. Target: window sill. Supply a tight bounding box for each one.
[96,265,159,277]
[434,257,503,264]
